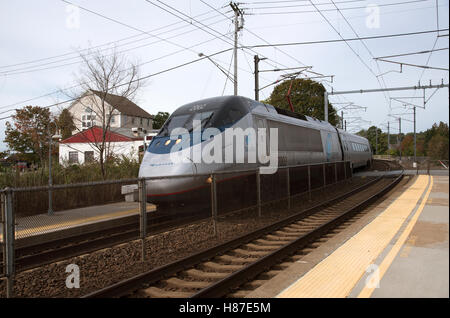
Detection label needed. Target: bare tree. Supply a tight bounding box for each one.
[67,48,144,178]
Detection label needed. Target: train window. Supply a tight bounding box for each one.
[158,114,190,136]
[185,111,214,132]
[212,106,246,128]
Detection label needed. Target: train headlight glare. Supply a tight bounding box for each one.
[175,139,181,144]
[206,177,212,184]
[165,140,171,146]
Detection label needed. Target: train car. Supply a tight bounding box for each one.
[138,95,372,205]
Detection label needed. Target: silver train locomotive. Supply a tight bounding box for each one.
[138,95,372,205]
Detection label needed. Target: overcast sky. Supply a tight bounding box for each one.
[0,0,448,151]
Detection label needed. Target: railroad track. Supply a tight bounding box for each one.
[2,210,210,273]
[83,166,403,298]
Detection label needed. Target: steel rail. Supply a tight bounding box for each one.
[82,164,397,298]
[192,172,403,297]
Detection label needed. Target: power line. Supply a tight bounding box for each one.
[0,7,220,70]
[328,0,391,111]
[145,0,297,87]
[374,47,449,59]
[0,34,233,111]
[376,59,449,71]
[248,0,429,14]
[0,16,232,76]
[0,47,235,121]
[244,0,366,10]
[245,28,448,48]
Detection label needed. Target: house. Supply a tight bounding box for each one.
[58,126,145,165]
[67,89,153,134]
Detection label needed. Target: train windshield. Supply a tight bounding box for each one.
[158,111,214,137]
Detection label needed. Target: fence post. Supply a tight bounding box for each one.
[210,174,218,236]
[286,167,290,209]
[138,179,147,262]
[256,169,261,217]
[334,162,338,183]
[307,165,311,201]
[2,188,15,298]
[322,163,326,188]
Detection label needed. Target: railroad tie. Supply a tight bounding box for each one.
[232,248,268,257]
[244,243,280,251]
[164,277,211,290]
[141,287,192,298]
[254,238,291,246]
[184,268,229,280]
[201,261,243,272]
[215,254,257,264]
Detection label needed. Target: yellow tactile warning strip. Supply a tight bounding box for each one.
[357,176,434,298]
[14,208,139,237]
[0,205,155,240]
[277,175,430,298]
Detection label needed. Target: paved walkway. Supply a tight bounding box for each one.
[276,175,448,298]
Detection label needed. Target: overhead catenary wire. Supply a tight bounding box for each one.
[0,47,235,121]
[247,0,430,14]
[244,28,448,48]
[0,7,221,70]
[0,16,232,76]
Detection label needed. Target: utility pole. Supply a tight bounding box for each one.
[344,120,347,131]
[413,106,416,164]
[230,2,243,96]
[399,117,402,160]
[254,55,259,101]
[387,121,390,150]
[341,111,344,129]
[375,127,378,155]
[324,91,329,122]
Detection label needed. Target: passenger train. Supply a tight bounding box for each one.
[138,96,372,206]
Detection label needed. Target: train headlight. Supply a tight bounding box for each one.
[164,140,171,146]
[175,138,181,145]
[206,177,212,184]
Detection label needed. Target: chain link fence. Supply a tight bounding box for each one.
[1,160,353,297]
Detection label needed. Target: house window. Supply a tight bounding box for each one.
[147,118,150,126]
[69,152,78,164]
[123,115,127,124]
[85,107,92,113]
[84,151,94,163]
[131,117,135,124]
[110,115,115,123]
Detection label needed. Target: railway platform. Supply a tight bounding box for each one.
[1,201,156,247]
[247,174,449,298]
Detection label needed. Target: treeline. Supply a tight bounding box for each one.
[357,121,449,160]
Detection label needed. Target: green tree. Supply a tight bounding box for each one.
[266,78,339,126]
[152,111,170,129]
[358,126,388,154]
[4,106,55,164]
[56,108,76,140]
[427,134,449,159]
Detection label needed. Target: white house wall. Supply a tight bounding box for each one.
[59,140,143,165]
[68,94,121,134]
[68,93,153,134]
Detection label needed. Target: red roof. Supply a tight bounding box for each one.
[61,127,141,144]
